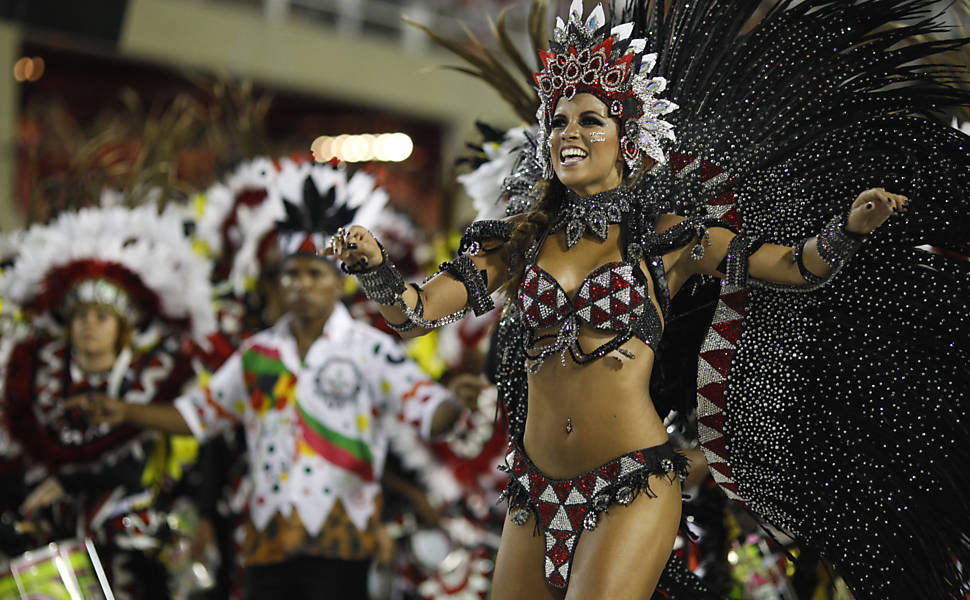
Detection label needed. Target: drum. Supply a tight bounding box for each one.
[0,564,20,600]
[8,538,114,600]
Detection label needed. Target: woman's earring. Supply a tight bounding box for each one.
[541,148,554,180]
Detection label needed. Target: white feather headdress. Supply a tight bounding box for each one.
[0,204,216,343]
[191,156,391,296]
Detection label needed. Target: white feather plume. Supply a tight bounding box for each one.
[457,126,536,222]
[193,183,234,257]
[0,204,216,343]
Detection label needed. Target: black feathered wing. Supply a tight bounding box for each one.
[626,2,970,598]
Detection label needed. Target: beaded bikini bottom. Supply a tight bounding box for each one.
[499,440,688,589]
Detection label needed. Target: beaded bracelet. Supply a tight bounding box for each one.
[385,316,418,334]
[393,284,469,329]
[351,244,406,306]
[816,215,867,267]
[438,255,494,316]
[753,214,867,292]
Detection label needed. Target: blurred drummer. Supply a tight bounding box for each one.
[0,205,216,598]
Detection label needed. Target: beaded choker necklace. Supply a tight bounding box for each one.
[551,186,634,249]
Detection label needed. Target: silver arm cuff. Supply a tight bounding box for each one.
[439,255,494,316]
[752,215,866,293]
[721,234,763,288]
[816,214,867,266]
[353,244,406,306]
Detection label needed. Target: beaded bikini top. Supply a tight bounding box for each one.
[519,262,649,333]
[458,189,727,374]
[516,222,666,373]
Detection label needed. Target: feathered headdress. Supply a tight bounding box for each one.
[275,162,389,258]
[192,156,288,281]
[207,157,391,295]
[532,0,678,175]
[0,203,216,343]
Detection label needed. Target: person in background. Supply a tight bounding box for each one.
[80,221,482,599]
[0,204,216,599]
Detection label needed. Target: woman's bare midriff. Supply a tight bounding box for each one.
[522,336,669,479]
[522,224,671,478]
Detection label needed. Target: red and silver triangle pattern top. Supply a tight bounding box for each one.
[518,262,647,333]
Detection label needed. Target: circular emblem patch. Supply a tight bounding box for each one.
[314,358,362,408]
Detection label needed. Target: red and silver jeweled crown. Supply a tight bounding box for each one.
[533,0,678,177]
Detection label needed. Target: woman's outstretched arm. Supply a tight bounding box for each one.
[664,187,908,293]
[326,222,514,338]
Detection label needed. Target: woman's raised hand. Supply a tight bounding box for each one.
[322,225,384,272]
[846,188,909,235]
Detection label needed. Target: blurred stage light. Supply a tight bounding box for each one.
[311,133,413,163]
[28,57,45,81]
[13,57,30,82]
[342,135,368,162]
[13,57,45,82]
[376,133,414,162]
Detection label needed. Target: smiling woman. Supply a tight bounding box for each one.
[548,94,624,196]
[331,1,970,599]
[328,2,921,597]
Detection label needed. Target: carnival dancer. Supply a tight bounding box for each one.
[0,203,216,598]
[330,1,970,598]
[78,165,484,600]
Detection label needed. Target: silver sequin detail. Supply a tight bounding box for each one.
[511,508,531,526]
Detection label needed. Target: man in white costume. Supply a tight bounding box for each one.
[83,224,474,598]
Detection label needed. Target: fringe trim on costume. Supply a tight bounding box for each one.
[499,442,691,536]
